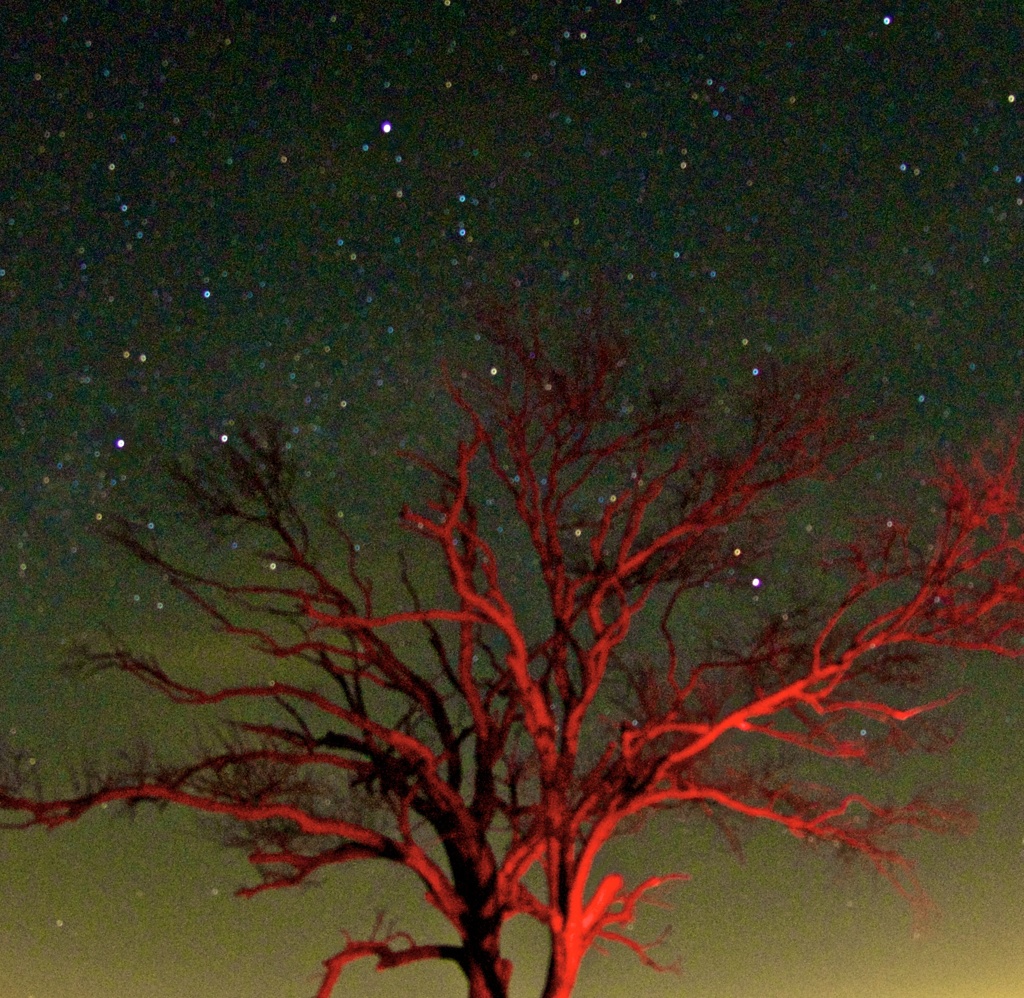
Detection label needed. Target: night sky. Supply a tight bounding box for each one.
[2,2,1024,996]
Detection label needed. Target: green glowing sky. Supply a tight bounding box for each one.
[1,2,1023,996]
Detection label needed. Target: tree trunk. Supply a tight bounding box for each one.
[464,932,513,998]
[538,935,583,998]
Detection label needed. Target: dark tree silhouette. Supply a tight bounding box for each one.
[3,307,1024,998]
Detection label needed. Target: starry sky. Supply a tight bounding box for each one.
[1,1,1023,996]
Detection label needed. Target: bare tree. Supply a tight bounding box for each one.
[3,305,1024,998]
